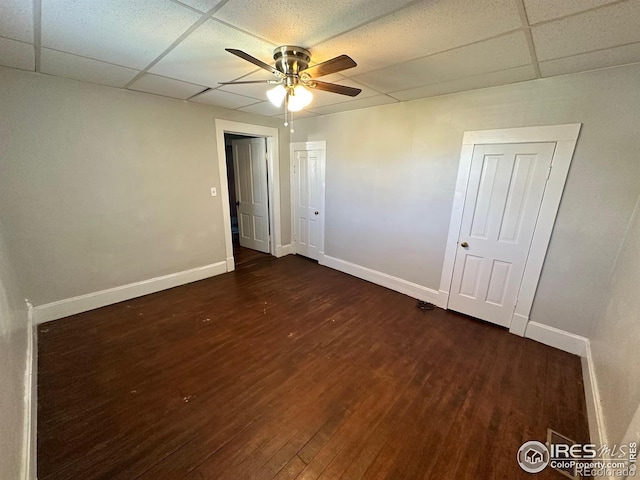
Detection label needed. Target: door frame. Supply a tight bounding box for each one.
[215,120,282,272]
[290,141,326,260]
[438,124,581,336]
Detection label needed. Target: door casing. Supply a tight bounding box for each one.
[215,120,282,272]
[439,124,581,336]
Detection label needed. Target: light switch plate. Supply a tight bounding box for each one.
[210,187,217,197]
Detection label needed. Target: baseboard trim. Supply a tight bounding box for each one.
[276,244,293,257]
[524,321,588,357]
[22,301,37,479]
[33,261,228,324]
[320,255,442,306]
[582,341,607,445]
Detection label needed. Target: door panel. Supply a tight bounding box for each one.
[448,142,555,327]
[232,138,270,253]
[292,148,325,260]
[485,260,512,306]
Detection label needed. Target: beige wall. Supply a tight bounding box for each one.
[0,219,29,479]
[0,67,290,306]
[591,194,640,445]
[292,63,640,338]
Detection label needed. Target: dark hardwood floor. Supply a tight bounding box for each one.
[233,243,273,269]
[37,255,589,480]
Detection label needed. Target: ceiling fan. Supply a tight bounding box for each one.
[219,46,362,129]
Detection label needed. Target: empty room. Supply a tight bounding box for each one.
[1,0,639,479]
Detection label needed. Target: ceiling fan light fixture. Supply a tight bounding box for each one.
[223,46,359,124]
[287,85,313,112]
[267,84,287,107]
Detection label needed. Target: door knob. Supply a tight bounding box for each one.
[235,201,240,207]
[314,211,319,215]
[460,241,469,248]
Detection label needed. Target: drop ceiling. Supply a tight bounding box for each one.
[2,0,639,119]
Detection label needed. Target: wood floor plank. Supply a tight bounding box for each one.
[37,254,589,480]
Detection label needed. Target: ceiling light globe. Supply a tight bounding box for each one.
[267,85,286,107]
[287,85,313,112]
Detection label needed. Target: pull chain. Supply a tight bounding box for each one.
[283,95,289,127]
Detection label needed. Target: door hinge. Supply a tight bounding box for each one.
[293,164,296,174]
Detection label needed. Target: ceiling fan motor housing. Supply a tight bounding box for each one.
[273,46,311,86]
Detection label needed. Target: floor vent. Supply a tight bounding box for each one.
[547,429,580,479]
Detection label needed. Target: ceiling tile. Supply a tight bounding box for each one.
[539,43,640,77]
[150,19,276,87]
[175,0,222,13]
[190,89,260,109]
[390,65,537,101]
[40,49,139,87]
[0,0,34,43]
[128,73,206,99]
[353,32,531,93]
[237,101,284,116]
[41,0,201,69]
[524,0,618,24]
[0,37,35,71]
[532,1,640,61]
[270,110,318,120]
[213,0,414,47]
[311,0,522,76]
[307,94,398,116]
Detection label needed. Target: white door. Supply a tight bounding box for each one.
[292,144,325,260]
[232,137,270,253]
[448,142,555,327]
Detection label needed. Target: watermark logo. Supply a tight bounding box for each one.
[517,441,550,473]
[517,439,637,477]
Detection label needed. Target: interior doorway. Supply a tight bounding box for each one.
[224,134,271,267]
[215,120,282,273]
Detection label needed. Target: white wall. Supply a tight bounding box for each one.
[0,219,30,479]
[590,194,640,446]
[0,67,290,307]
[292,63,640,338]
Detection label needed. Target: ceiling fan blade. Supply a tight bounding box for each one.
[301,54,357,78]
[225,49,284,78]
[310,80,362,97]
[218,80,282,85]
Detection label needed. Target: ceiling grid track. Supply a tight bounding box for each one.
[306,0,426,51]
[40,47,142,71]
[344,27,524,81]
[123,0,235,89]
[531,0,631,28]
[550,39,640,64]
[33,0,42,72]
[206,17,277,49]
[166,0,207,16]
[515,0,541,78]
[386,63,535,100]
